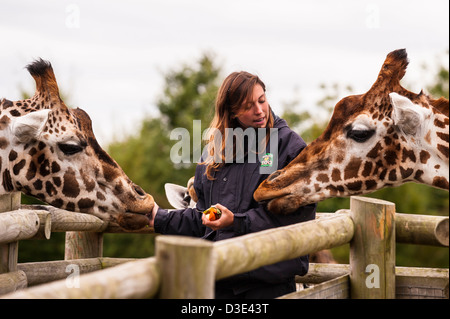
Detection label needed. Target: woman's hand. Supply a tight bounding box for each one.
[202,203,234,230]
[147,202,159,228]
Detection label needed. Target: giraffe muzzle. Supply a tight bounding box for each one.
[116,212,152,231]
[254,169,292,202]
[116,186,155,230]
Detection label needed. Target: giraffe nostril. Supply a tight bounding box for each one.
[267,170,282,182]
[133,184,146,197]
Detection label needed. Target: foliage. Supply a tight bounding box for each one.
[423,50,449,99]
[108,53,220,208]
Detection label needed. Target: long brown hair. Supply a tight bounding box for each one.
[202,71,274,180]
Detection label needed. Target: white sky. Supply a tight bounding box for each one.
[1,0,448,146]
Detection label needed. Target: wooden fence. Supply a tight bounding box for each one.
[0,192,448,299]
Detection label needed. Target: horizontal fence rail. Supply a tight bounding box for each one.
[19,205,152,234]
[0,210,41,243]
[17,257,135,286]
[0,193,448,299]
[1,257,160,298]
[395,213,448,247]
[291,264,449,299]
[214,212,354,281]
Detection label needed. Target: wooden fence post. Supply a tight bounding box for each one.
[350,196,395,299]
[0,192,22,274]
[156,235,215,299]
[64,231,103,260]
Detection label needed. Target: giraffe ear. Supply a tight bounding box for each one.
[164,183,190,209]
[389,93,423,136]
[11,109,51,144]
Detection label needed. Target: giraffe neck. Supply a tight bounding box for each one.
[418,111,449,188]
[1,100,16,193]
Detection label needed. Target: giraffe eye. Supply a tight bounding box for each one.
[58,143,84,155]
[347,129,375,143]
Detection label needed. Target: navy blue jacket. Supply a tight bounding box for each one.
[154,115,316,292]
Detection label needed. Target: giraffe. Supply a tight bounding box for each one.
[0,58,154,230]
[254,49,449,215]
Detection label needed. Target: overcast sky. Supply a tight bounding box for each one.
[1,0,448,146]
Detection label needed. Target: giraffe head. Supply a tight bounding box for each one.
[254,49,449,214]
[0,59,154,230]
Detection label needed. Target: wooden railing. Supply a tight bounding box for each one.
[0,192,448,299]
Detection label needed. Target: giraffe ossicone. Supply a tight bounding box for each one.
[254,49,449,214]
[1,58,154,230]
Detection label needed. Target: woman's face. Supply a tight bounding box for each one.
[235,84,269,128]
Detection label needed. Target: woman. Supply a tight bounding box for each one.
[148,71,316,298]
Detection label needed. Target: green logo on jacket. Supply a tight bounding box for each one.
[261,153,273,167]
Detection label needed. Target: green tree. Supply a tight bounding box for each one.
[102,53,221,258]
[158,53,219,130]
[282,83,354,144]
[108,53,221,208]
[423,50,449,99]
